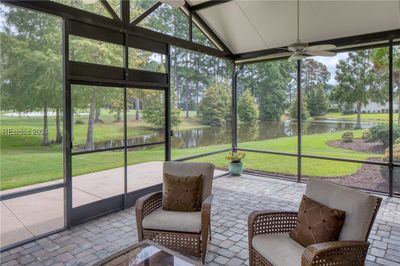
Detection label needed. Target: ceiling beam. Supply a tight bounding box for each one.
[184,2,233,55]
[191,0,233,12]
[131,2,162,26]
[99,0,121,22]
[2,0,230,59]
[233,29,400,61]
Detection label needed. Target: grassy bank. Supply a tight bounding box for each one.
[318,112,399,123]
[1,129,377,190]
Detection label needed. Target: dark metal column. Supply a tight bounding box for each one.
[232,62,238,151]
[297,60,302,183]
[123,32,129,208]
[189,12,193,42]
[62,19,72,228]
[389,40,394,196]
[165,44,172,161]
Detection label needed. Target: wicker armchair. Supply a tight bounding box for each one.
[135,162,214,263]
[248,178,382,266]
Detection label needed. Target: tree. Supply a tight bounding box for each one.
[302,59,331,94]
[302,59,330,116]
[371,47,400,127]
[0,6,62,145]
[306,86,328,116]
[141,91,181,128]
[288,97,310,120]
[199,83,231,127]
[239,61,296,121]
[333,50,386,128]
[238,90,259,123]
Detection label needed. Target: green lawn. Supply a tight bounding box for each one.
[0,128,378,190]
[318,112,399,123]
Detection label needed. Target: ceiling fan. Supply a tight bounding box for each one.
[285,0,337,61]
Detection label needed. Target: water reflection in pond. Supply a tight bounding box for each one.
[74,120,380,151]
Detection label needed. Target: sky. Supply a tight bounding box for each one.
[313,52,349,85]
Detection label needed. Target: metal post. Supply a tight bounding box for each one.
[389,40,394,196]
[62,19,72,228]
[232,62,238,151]
[297,60,302,183]
[165,44,172,161]
[123,31,129,208]
[121,0,129,26]
[189,12,193,42]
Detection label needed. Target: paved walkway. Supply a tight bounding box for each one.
[0,162,226,248]
[1,174,400,265]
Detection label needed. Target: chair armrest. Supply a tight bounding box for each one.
[201,194,213,242]
[301,241,370,266]
[201,194,214,227]
[248,211,298,237]
[135,191,162,241]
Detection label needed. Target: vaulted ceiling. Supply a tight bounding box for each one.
[187,0,400,54]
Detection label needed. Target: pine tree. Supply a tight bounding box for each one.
[238,90,259,123]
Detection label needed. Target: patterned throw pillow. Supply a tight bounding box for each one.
[289,194,346,247]
[162,173,203,212]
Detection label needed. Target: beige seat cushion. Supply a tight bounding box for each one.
[252,233,304,266]
[142,208,201,233]
[305,178,379,241]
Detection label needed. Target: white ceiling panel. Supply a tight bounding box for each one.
[197,1,268,53]
[194,0,400,54]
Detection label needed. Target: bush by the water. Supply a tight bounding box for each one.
[362,131,371,140]
[238,90,259,123]
[199,83,231,127]
[380,144,400,190]
[369,124,400,147]
[341,131,354,143]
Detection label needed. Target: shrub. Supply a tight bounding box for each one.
[362,131,371,140]
[382,144,400,162]
[288,98,310,121]
[341,131,354,143]
[199,83,231,127]
[395,138,400,145]
[238,90,259,123]
[369,125,400,147]
[380,144,400,190]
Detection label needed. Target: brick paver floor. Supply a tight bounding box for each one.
[1,174,400,266]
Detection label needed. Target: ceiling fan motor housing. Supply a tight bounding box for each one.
[288,42,309,52]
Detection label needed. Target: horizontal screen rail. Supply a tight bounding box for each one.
[174,148,231,162]
[0,182,65,201]
[72,141,165,156]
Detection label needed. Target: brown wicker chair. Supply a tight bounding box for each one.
[135,162,214,263]
[248,178,382,266]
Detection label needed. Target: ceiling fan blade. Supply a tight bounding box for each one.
[305,44,336,52]
[305,50,337,57]
[289,53,309,61]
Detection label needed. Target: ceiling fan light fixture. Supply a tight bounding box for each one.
[159,0,186,8]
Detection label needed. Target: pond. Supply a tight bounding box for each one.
[75,120,381,151]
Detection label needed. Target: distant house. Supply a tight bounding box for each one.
[358,101,400,113]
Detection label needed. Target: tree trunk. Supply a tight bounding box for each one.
[55,108,62,144]
[185,54,189,118]
[356,102,362,129]
[42,102,49,146]
[94,109,101,123]
[84,90,96,150]
[135,98,140,120]
[116,110,121,122]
